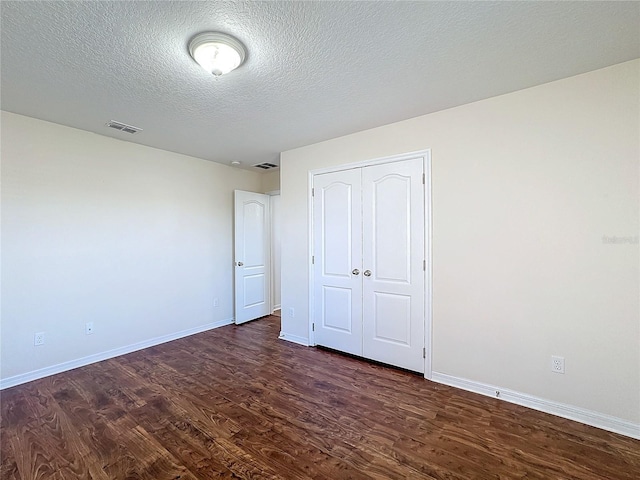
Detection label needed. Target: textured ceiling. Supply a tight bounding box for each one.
[1,1,639,170]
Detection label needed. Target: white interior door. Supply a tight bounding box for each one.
[362,158,425,372]
[234,190,271,324]
[311,156,426,372]
[313,169,363,355]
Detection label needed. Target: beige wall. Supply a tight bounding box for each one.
[280,60,640,424]
[261,170,280,193]
[1,112,262,381]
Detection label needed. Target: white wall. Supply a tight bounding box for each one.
[261,170,281,312]
[280,60,640,427]
[270,195,281,312]
[261,170,280,193]
[1,112,262,383]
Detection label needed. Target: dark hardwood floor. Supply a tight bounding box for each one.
[1,315,638,479]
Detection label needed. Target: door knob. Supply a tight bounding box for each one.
[363,270,372,277]
[352,269,360,276]
[237,261,244,266]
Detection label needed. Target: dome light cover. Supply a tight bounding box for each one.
[188,32,246,76]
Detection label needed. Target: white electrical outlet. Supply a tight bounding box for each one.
[34,332,45,346]
[85,322,94,335]
[213,298,219,307]
[551,355,565,374]
[289,307,295,318]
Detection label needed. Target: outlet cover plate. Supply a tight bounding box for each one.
[34,332,45,346]
[551,355,565,374]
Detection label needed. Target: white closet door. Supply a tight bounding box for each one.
[313,169,363,355]
[362,158,425,372]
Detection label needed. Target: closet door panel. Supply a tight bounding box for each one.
[313,169,363,355]
[362,158,425,372]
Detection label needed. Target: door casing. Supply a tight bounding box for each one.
[308,149,433,379]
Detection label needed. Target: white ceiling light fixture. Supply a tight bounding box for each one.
[188,32,247,76]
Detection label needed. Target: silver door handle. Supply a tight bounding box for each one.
[363,270,372,277]
[352,269,360,276]
[236,261,244,266]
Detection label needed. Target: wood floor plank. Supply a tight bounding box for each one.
[131,395,258,478]
[178,386,377,480]
[177,350,421,478]
[1,315,638,479]
[177,342,469,479]
[0,435,21,480]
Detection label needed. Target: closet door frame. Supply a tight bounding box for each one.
[307,149,433,380]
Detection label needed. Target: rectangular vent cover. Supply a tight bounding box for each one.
[106,120,142,134]
[253,163,278,170]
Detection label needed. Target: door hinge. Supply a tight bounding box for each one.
[423,259,426,271]
[422,173,425,185]
[312,323,315,331]
[312,255,315,264]
[312,187,315,197]
[423,347,426,358]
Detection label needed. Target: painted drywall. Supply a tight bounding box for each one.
[263,169,282,312]
[261,170,280,193]
[280,60,640,424]
[270,194,281,312]
[1,112,262,381]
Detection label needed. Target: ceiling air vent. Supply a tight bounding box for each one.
[106,120,142,134]
[253,162,278,170]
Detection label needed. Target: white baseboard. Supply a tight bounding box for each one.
[431,372,640,440]
[272,304,281,313]
[0,318,235,390]
[278,331,309,346]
